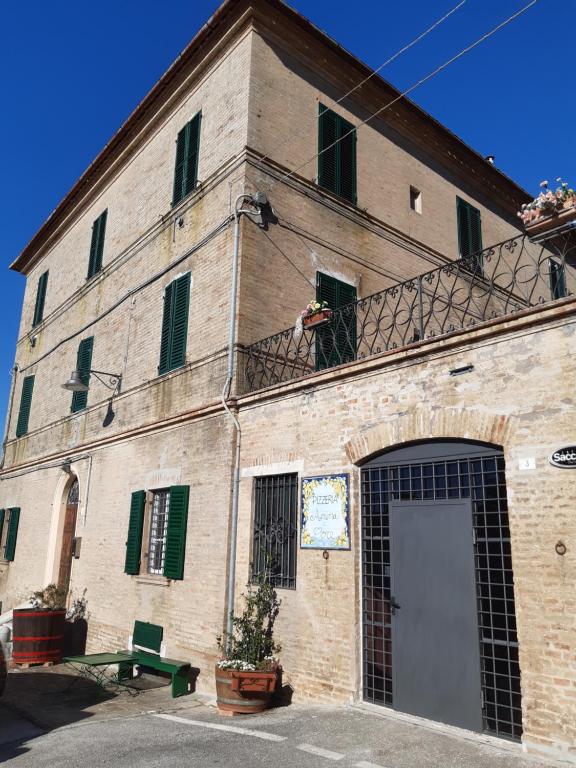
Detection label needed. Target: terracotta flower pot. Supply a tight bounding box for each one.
[526,204,576,236]
[215,665,279,715]
[303,309,332,328]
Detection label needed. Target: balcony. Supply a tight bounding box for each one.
[242,227,576,394]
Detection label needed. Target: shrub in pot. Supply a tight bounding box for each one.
[215,574,281,715]
[63,589,88,657]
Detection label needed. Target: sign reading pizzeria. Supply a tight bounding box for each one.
[301,474,350,550]
[549,447,576,469]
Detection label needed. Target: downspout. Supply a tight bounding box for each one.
[222,193,260,649]
[0,363,19,469]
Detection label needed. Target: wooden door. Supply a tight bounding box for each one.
[58,480,78,592]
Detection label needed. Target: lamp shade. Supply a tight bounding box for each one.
[62,370,89,392]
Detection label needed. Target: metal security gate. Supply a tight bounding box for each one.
[361,441,522,740]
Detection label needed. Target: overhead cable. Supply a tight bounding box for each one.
[268,0,539,192]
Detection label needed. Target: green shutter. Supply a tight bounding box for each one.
[0,510,4,547]
[71,337,94,413]
[316,273,357,370]
[124,491,145,575]
[16,376,35,438]
[87,210,107,279]
[158,274,190,375]
[164,485,189,580]
[318,105,338,195]
[172,113,201,206]
[549,259,567,300]
[457,198,483,255]
[32,271,49,327]
[457,197,470,257]
[159,282,174,374]
[318,104,357,204]
[470,206,482,255]
[5,508,20,562]
[169,274,190,370]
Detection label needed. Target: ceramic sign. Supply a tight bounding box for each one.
[301,474,350,550]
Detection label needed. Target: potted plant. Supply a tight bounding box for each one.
[518,178,576,235]
[215,575,281,715]
[12,584,68,666]
[63,589,88,657]
[301,300,332,328]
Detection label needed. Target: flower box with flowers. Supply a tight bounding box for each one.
[519,178,576,236]
[301,301,332,328]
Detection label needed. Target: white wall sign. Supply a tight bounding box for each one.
[145,467,181,489]
[301,474,350,550]
[549,447,576,469]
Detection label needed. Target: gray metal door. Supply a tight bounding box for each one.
[390,498,482,732]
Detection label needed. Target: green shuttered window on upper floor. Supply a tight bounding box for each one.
[32,271,49,327]
[124,486,189,580]
[4,508,20,562]
[457,197,483,265]
[16,376,35,438]
[71,337,94,413]
[87,210,108,280]
[315,272,357,370]
[172,113,202,207]
[159,273,190,375]
[318,104,357,205]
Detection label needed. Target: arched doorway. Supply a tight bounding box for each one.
[58,478,79,593]
[360,440,522,740]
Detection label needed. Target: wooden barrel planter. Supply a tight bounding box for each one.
[12,609,66,666]
[215,665,278,715]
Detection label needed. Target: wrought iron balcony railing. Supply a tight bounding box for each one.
[242,229,576,394]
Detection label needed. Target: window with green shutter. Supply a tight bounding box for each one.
[16,376,35,438]
[456,197,483,272]
[172,113,202,206]
[71,337,94,413]
[0,510,4,549]
[32,271,49,327]
[315,272,357,371]
[4,507,20,562]
[124,487,189,580]
[124,491,146,575]
[158,273,190,375]
[318,104,357,204]
[163,485,189,580]
[87,210,108,279]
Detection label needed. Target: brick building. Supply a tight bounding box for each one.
[1,0,575,761]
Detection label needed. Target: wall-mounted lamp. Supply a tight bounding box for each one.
[62,369,122,395]
[449,364,474,377]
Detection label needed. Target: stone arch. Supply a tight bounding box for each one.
[43,464,85,585]
[344,408,514,465]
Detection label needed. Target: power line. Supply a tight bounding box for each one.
[327,0,468,109]
[268,0,539,193]
[18,217,232,374]
[259,228,316,291]
[234,0,467,191]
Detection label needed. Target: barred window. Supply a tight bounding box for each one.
[252,474,298,589]
[148,489,170,575]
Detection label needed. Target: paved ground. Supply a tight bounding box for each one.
[0,666,565,768]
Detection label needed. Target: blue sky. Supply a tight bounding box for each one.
[0,0,572,431]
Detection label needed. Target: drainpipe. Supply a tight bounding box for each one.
[0,363,19,469]
[222,193,265,650]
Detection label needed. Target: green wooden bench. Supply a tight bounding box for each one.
[63,621,191,698]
